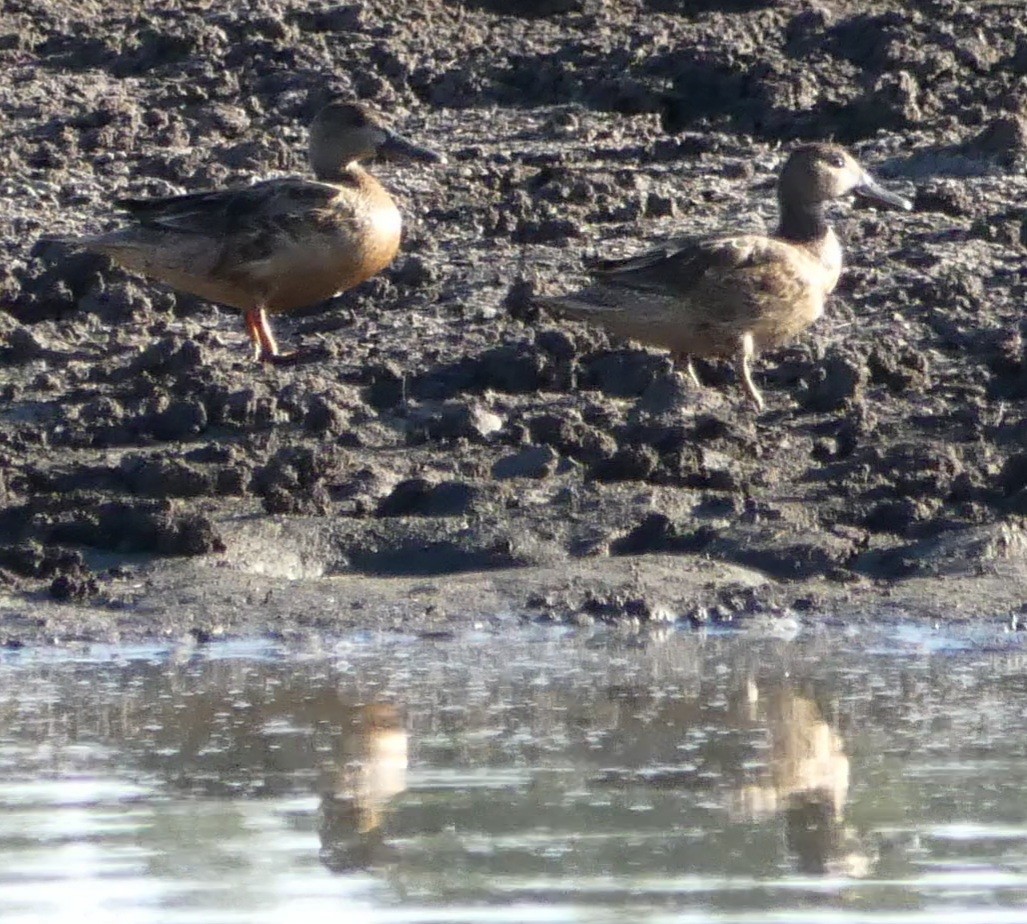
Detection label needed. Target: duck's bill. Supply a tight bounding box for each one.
[378,130,446,165]
[854,173,912,211]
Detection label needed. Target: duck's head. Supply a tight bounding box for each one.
[308,101,444,180]
[779,143,912,212]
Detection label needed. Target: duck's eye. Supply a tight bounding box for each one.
[828,153,846,169]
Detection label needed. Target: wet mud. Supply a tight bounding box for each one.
[2,0,1027,642]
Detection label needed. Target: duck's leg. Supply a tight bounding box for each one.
[736,332,764,411]
[244,306,306,365]
[244,307,277,362]
[671,352,703,388]
[684,356,702,388]
[246,306,328,366]
[254,308,283,362]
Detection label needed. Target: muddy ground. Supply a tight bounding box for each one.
[2,0,1027,644]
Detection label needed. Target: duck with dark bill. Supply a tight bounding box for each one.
[541,144,912,410]
[54,101,444,364]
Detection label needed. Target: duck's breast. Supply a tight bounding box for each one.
[743,241,833,351]
[804,228,842,296]
[262,174,403,313]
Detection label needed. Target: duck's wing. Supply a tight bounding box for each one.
[586,233,778,295]
[114,178,343,239]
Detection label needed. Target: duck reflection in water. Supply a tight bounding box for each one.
[318,703,408,873]
[39,662,412,875]
[733,681,869,877]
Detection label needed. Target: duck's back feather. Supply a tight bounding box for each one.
[114,178,346,237]
[588,233,783,290]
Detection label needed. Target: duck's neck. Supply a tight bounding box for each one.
[777,198,842,292]
[776,198,830,246]
[311,157,363,184]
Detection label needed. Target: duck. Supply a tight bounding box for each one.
[57,101,443,363]
[540,143,912,409]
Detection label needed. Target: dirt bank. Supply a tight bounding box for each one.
[2,0,1027,643]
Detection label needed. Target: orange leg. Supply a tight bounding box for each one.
[243,307,284,363]
[254,308,282,360]
[243,306,327,366]
[244,308,264,361]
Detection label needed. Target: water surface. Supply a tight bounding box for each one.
[1,620,1026,922]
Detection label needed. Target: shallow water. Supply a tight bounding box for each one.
[1,619,1026,923]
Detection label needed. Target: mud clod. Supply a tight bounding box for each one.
[49,573,99,601]
[129,337,206,376]
[252,447,342,516]
[963,115,1027,165]
[145,398,209,441]
[119,455,214,498]
[580,349,670,399]
[799,352,867,413]
[492,446,560,480]
[590,445,660,483]
[376,479,478,518]
[406,400,504,443]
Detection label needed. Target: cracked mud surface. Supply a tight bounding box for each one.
[2,0,1027,643]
